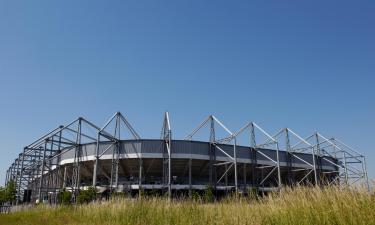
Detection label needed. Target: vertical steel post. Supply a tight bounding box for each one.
[46,137,54,201]
[362,157,369,191]
[285,129,292,184]
[63,166,67,189]
[138,158,143,197]
[250,123,256,148]
[92,133,101,188]
[343,152,349,185]
[224,164,228,187]
[161,112,172,199]
[311,145,318,186]
[5,169,9,186]
[8,166,11,185]
[110,116,119,192]
[72,119,82,202]
[31,152,37,200]
[234,138,238,193]
[188,157,192,197]
[57,131,62,190]
[285,129,290,152]
[14,158,21,204]
[167,129,171,199]
[250,123,257,188]
[243,164,246,188]
[12,163,17,201]
[275,142,282,188]
[209,117,215,187]
[38,141,48,201]
[115,116,120,189]
[11,163,15,183]
[139,116,143,197]
[17,149,26,205]
[315,133,322,182]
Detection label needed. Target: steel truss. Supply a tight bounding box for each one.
[4,112,370,205]
[268,128,318,186]
[92,112,140,193]
[302,132,369,189]
[184,115,238,191]
[219,122,282,190]
[6,117,103,204]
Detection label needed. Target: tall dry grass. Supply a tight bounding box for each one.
[0,185,374,225]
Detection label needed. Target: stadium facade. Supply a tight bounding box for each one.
[4,112,369,204]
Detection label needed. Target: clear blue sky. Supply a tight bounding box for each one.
[0,0,374,184]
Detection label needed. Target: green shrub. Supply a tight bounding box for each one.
[147,188,160,197]
[58,189,72,205]
[191,190,201,202]
[76,186,96,204]
[203,186,215,203]
[247,187,259,200]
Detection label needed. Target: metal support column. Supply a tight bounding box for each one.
[138,158,143,197]
[243,163,246,189]
[234,138,238,193]
[92,133,100,188]
[285,129,292,184]
[362,157,369,190]
[275,142,282,188]
[315,133,322,183]
[311,144,318,186]
[63,166,67,189]
[343,152,349,185]
[209,117,215,188]
[161,112,172,198]
[5,169,9,186]
[71,119,82,202]
[16,149,26,204]
[38,141,48,201]
[188,157,192,197]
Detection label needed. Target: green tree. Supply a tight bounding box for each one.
[5,180,16,203]
[0,186,6,204]
[0,180,17,205]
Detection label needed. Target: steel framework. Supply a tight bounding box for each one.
[4,112,369,204]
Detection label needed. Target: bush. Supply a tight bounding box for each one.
[203,186,215,203]
[191,190,201,201]
[76,186,96,204]
[147,188,161,197]
[58,189,72,205]
[247,187,259,200]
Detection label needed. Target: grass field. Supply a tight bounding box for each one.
[0,185,374,225]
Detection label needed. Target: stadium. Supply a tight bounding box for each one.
[5,112,369,204]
